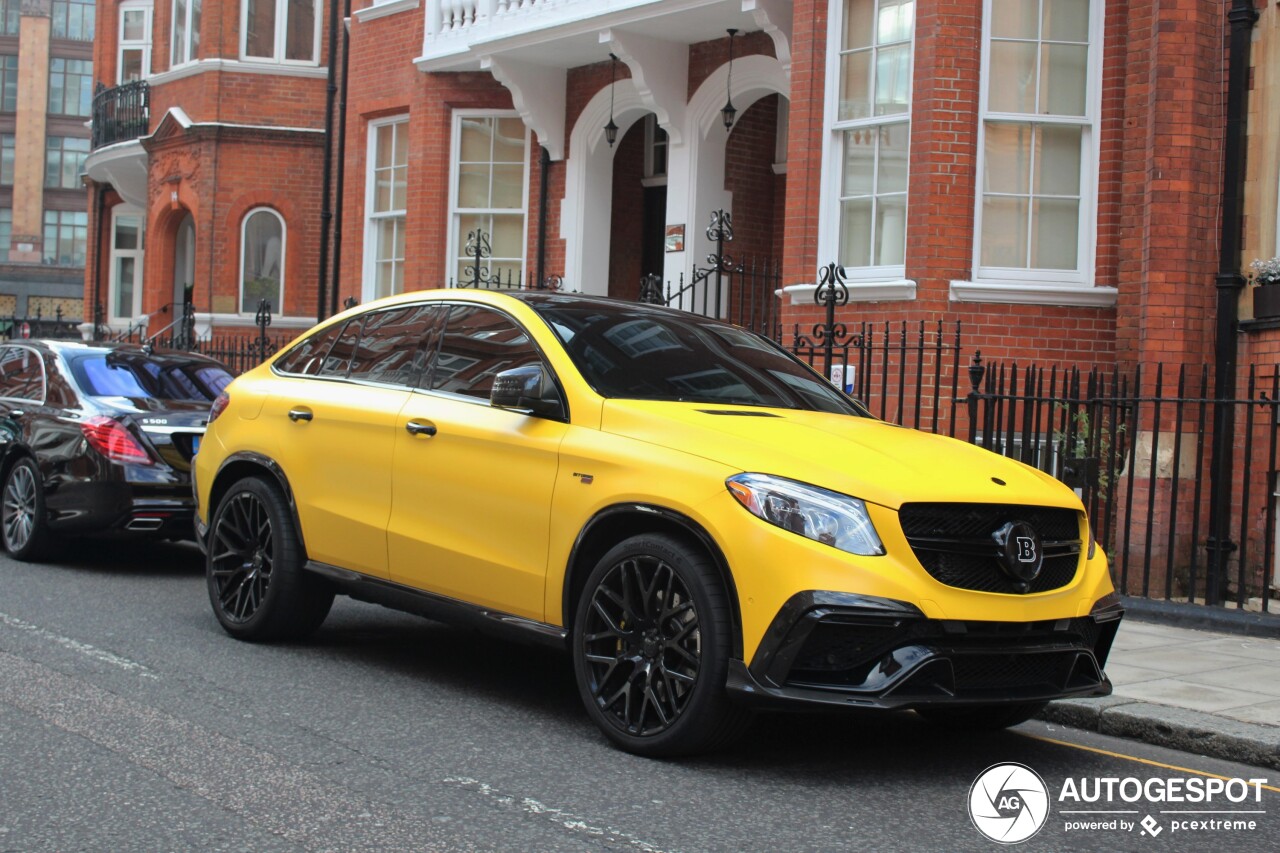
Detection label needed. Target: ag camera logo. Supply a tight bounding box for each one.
[969,763,1051,844]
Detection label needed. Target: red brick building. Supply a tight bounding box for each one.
[84,0,1280,598]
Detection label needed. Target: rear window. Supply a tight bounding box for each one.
[68,353,233,402]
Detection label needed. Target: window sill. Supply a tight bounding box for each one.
[782,279,916,305]
[198,312,316,330]
[149,59,329,86]
[949,281,1118,308]
[354,0,420,22]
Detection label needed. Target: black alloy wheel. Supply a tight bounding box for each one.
[572,533,750,756]
[2,457,50,561]
[206,476,332,641]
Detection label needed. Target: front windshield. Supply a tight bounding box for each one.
[529,298,865,415]
[69,352,233,402]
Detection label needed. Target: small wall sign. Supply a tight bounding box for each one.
[664,224,684,253]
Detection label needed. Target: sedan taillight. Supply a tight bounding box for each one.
[208,392,230,424]
[81,416,153,466]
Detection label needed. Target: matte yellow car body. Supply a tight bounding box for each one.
[195,289,1114,666]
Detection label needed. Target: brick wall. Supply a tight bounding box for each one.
[339,5,516,298]
[726,94,782,264]
[140,126,326,321]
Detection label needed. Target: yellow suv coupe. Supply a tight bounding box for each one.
[194,290,1122,756]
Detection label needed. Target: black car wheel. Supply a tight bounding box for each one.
[206,475,333,641]
[916,701,1048,731]
[2,457,50,561]
[572,533,750,756]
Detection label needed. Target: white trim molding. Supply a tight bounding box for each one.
[198,313,315,330]
[949,280,1118,307]
[148,58,330,86]
[783,280,916,305]
[354,0,419,24]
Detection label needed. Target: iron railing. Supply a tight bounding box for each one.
[0,307,83,341]
[91,80,150,149]
[638,210,783,340]
[960,358,1280,612]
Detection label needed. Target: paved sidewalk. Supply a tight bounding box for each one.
[1042,606,1280,769]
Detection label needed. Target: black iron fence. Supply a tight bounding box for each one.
[959,359,1280,613]
[0,307,83,341]
[91,80,150,149]
[449,227,564,292]
[639,211,783,340]
[104,298,291,375]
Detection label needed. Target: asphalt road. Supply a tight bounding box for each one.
[2,540,1278,853]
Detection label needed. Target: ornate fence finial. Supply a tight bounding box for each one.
[968,351,986,393]
[638,273,665,305]
[343,295,359,310]
[814,262,849,309]
[255,298,273,360]
[462,227,495,288]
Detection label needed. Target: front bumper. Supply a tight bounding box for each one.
[727,591,1122,711]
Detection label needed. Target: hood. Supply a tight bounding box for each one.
[599,400,1079,510]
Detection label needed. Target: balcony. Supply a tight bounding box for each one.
[91,81,150,149]
[419,0,773,71]
[85,80,151,208]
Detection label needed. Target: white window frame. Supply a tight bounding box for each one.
[363,115,408,302]
[108,206,145,325]
[239,207,286,315]
[817,0,915,288]
[445,109,530,290]
[239,0,321,67]
[970,0,1103,290]
[118,1,152,83]
[170,0,200,68]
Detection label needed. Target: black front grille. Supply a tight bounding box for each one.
[951,651,1077,691]
[778,615,1108,696]
[899,503,1082,594]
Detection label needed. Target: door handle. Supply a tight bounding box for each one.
[405,420,437,437]
[9,410,24,418]
[287,408,313,422]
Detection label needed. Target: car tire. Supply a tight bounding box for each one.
[572,533,751,757]
[1,457,52,561]
[915,701,1048,731]
[206,475,333,641]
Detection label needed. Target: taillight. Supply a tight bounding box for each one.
[81,416,153,466]
[208,392,230,423]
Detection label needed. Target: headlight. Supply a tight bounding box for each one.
[726,473,885,556]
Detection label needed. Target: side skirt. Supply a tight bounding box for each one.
[303,561,568,651]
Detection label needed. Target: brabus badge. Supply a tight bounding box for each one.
[992,521,1043,589]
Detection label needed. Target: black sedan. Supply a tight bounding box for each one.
[0,340,232,560]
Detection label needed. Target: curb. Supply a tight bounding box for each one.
[1120,596,1280,639]
[1040,697,1280,770]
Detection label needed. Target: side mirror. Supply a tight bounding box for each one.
[491,364,564,419]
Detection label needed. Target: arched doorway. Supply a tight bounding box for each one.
[607,113,667,301]
[173,213,195,310]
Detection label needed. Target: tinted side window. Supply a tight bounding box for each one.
[275,321,347,376]
[347,304,444,387]
[0,347,44,402]
[320,319,362,378]
[427,306,542,400]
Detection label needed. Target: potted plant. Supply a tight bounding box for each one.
[1251,257,1280,319]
